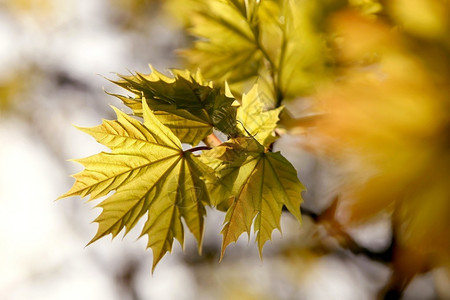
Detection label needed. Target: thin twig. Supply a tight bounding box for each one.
[185,146,212,153]
[299,198,395,263]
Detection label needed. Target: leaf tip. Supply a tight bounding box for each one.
[85,238,97,248]
[150,252,165,274]
[219,243,228,262]
[219,238,230,262]
[86,230,104,247]
[55,194,66,202]
[257,237,266,261]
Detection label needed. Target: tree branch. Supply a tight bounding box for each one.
[299,198,395,263]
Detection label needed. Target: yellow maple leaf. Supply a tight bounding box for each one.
[60,101,212,271]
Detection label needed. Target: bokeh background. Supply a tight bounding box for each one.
[0,1,449,299]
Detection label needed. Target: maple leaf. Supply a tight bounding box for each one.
[59,101,212,271]
[111,65,240,145]
[181,0,263,84]
[237,84,283,147]
[201,137,304,258]
[275,0,332,98]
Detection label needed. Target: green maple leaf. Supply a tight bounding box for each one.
[237,84,283,147]
[181,0,332,99]
[59,101,212,271]
[111,66,239,145]
[182,0,263,84]
[201,137,304,258]
[276,1,332,98]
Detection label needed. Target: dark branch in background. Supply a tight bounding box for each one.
[299,202,404,300]
[297,199,395,264]
[298,206,319,221]
[299,198,413,300]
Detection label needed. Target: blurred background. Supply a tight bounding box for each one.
[0,0,449,299]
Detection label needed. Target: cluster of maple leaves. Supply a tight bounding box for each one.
[60,68,304,270]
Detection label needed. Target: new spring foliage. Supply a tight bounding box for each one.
[60,67,304,270]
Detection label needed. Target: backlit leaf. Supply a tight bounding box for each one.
[111,65,240,145]
[182,0,263,84]
[237,84,283,147]
[60,101,211,271]
[277,0,332,98]
[182,0,332,99]
[201,137,304,258]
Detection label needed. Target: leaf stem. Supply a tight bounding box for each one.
[185,146,212,153]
